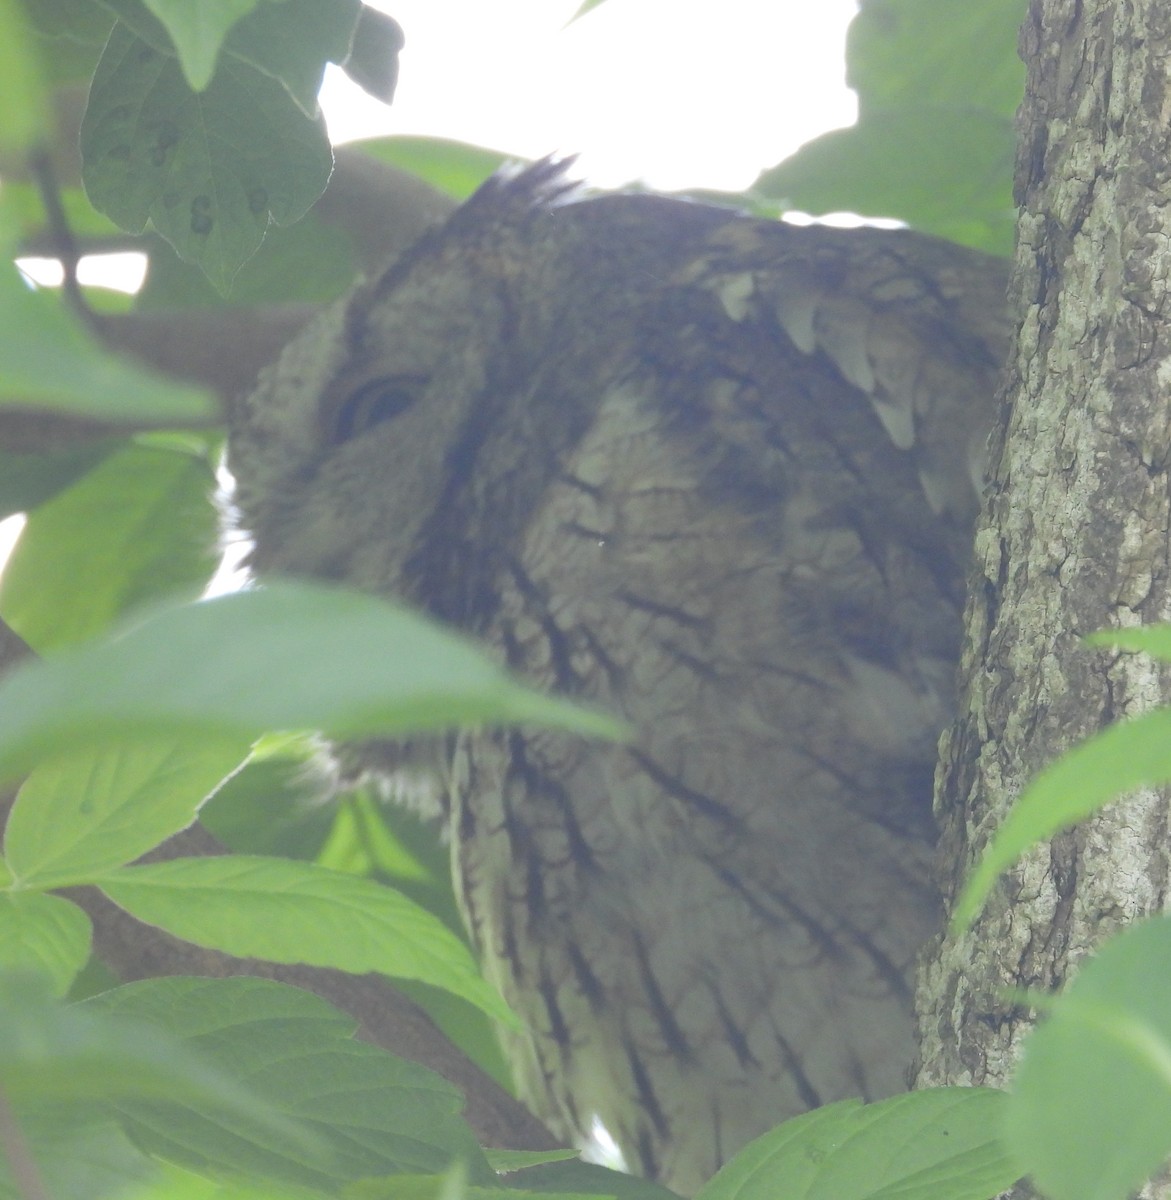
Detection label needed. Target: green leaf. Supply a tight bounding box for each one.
[952,707,1171,929]
[318,792,439,886]
[0,580,628,781]
[0,439,220,651]
[81,22,333,293]
[346,1171,472,1200]
[754,108,1016,255]
[86,976,492,1187]
[0,441,118,517]
[349,1177,600,1200]
[396,977,516,1095]
[0,251,214,422]
[355,137,512,201]
[1087,623,1171,663]
[102,0,359,112]
[122,1161,326,1200]
[0,972,300,1133]
[751,0,1025,252]
[697,1088,1018,1200]
[64,953,119,1002]
[0,1000,330,1191]
[136,210,357,308]
[217,0,359,117]
[1007,917,1171,1200]
[317,797,517,1090]
[0,1104,156,1200]
[198,744,335,860]
[24,0,115,86]
[847,0,1025,120]
[139,0,260,90]
[25,0,116,43]
[0,893,91,995]
[5,738,250,889]
[0,0,51,152]
[96,855,515,1025]
[484,1148,581,1172]
[500,1157,676,1200]
[341,5,403,104]
[0,963,151,1197]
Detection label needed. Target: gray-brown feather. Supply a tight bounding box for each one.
[229,163,1008,1193]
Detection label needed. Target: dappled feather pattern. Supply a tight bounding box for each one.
[229,162,1008,1194]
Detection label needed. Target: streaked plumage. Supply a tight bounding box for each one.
[229,162,1008,1193]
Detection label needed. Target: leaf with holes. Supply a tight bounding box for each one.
[81,22,332,292]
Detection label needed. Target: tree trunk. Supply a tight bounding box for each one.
[916,0,1171,1099]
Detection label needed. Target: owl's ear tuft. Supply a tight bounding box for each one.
[448,156,581,233]
[365,157,582,304]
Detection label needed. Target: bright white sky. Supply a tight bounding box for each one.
[321,0,860,191]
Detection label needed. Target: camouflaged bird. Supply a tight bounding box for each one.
[229,161,1009,1194]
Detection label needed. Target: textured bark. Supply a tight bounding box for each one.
[916,0,1171,1101]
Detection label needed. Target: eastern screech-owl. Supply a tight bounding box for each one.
[229,161,1009,1194]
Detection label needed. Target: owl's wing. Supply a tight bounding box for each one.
[452,214,1008,1190]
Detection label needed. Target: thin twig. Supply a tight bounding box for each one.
[0,1087,52,1200]
[26,147,97,335]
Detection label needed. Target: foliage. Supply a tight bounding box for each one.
[0,971,490,1195]
[695,1089,1014,1200]
[1007,918,1171,1200]
[0,216,213,420]
[0,581,624,776]
[0,1,1165,1200]
[752,0,1024,255]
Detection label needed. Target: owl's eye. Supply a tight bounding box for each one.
[332,376,424,443]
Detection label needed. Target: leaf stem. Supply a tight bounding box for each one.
[0,1085,52,1200]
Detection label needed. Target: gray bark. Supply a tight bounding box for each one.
[916,0,1171,1100]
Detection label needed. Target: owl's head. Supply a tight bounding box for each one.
[228,160,734,619]
[227,162,570,596]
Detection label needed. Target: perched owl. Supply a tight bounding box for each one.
[229,161,1009,1194]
